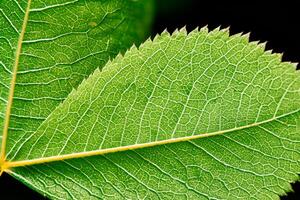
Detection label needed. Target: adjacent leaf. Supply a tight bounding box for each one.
[6,27,300,199]
[0,0,153,159]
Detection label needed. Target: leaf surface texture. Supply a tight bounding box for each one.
[0,0,153,159]
[6,27,300,199]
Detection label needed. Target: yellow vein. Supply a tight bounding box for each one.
[0,0,32,161]
[3,108,299,170]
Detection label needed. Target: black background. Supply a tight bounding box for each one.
[0,0,299,199]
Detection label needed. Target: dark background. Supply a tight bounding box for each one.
[0,0,299,199]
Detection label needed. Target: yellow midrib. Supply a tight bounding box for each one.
[2,107,299,171]
[0,0,32,163]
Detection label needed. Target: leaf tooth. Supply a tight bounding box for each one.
[104,52,124,69]
[115,52,124,61]
[258,41,267,51]
[208,26,222,37]
[249,40,260,46]
[161,28,170,37]
[188,27,200,37]
[216,26,231,38]
[281,61,299,73]
[129,43,139,52]
[263,49,281,59]
[207,26,218,36]
[265,49,273,54]
[241,32,250,42]
[70,86,78,95]
[264,51,283,64]
[174,28,188,38]
[291,62,299,70]
[265,50,273,54]
[200,25,209,33]
[226,31,243,45]
[220,26,230,37]
[190,26,200,33]
[179,26,188,35]
[172,28,180,36]
[141,37,154,48]
[152,33,161,43]
[221,26,230,33]
[213,25,221,32]
[101,60,113,72]
[231,31,243,39]
[151,29,171,42]
[105,58,113,67]
[274,52,284,61]
[248,40,268,54]
[207,26,229,40]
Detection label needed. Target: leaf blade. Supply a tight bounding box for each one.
[6,27,300,199]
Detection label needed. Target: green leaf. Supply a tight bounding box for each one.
[5,27,300,199]
[0,0,153,160]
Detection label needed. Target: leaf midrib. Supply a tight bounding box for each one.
[0,0,32,161]
[3,107,299,171]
